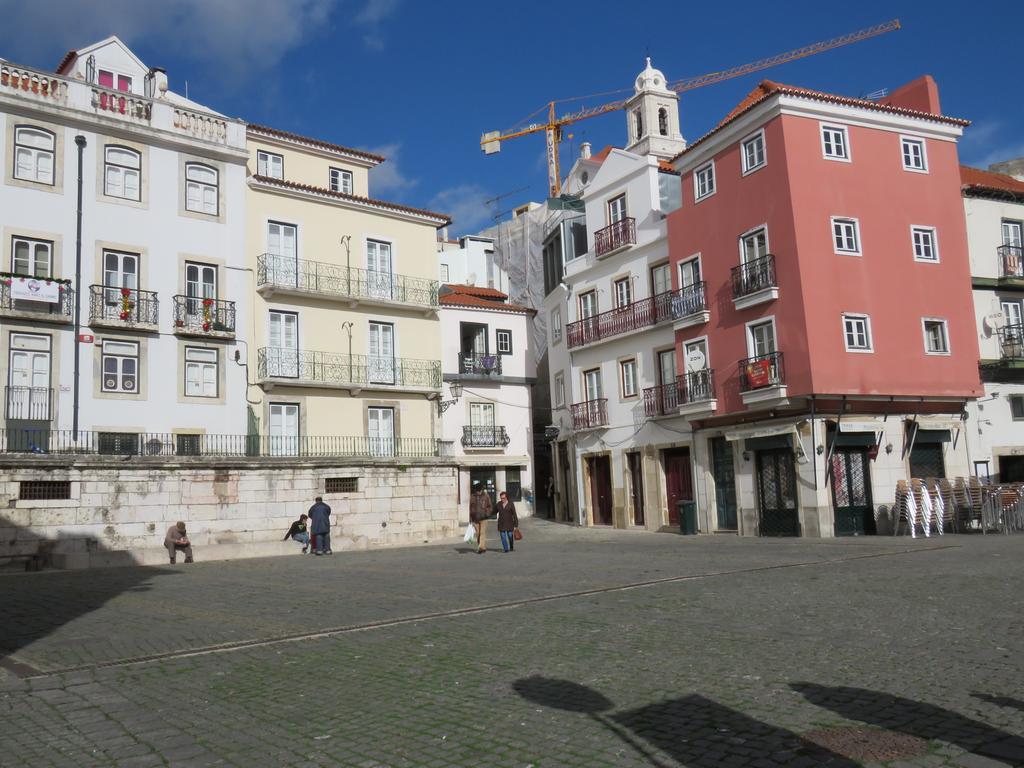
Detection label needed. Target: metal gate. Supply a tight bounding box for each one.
[831,448,875,535]
[711,436,737,530]
[756,448,799,536]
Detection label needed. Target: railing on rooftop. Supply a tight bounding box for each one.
[998,245,1024,279]
[566,285,703,349]
[595,217,636,257]
[257,348,441,389]
[731,254,777,299]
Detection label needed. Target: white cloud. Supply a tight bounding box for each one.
[366,143,419,196]
[353,0,401,50]
[428,184,493,235]
[960,120,1024,169]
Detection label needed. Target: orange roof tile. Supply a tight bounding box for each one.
[442,284,508,299]
[248,124,384,164]
[591,145,616,163]
[439,293,535,315]
[960,165,1024,199]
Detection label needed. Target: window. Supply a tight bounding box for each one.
[1001,299,1022,330]
[325,477,359,493]
[368,406,395,457]
[256,151,283,179]
[741,130,766,173]
[658,108,668,136]
[496,329,513,355]
[740,228,768,263]
[620,359,638,398]
[269,403,300,456]
[103,250,138,306]
[185,162,218,215]
[678,257,701,288]
[748,319,776,358]
[176,434,202,456]
[554,372,565,408]
[923,319,950,355]
[98,432,139,456]
[614,277,632,308]
[101,341,139,393]
[633,108,643,139]
[551,308,562,342]
[12,237,51,277]
[185,347,218,398]
[1003,220,1023,249]
[579,291,597,319]
[912,227,938,262]
[901,137,927,172]
[694,162,715,200]
[583,368,602,401]
[832,218,861,255]
[104,146,141,200]
[329,167,353,194]
[14,126,55,184]
[440,263,450,282]
[821,124,849,160]
[651,263,671,295]
[18,480,71,500]
[608,194,627,224]
[842,314,873,352]
[98,70,132,92]
[1011,395,1024,420]
[506,467,522,501]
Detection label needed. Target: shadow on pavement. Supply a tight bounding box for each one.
[793,682,1024,766]
[973,693,1024,712]
[513,676,858,767]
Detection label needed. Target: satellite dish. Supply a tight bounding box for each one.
[685,347,707,372]
[985,311,1006,332]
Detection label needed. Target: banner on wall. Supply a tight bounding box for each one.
[10,278,60,303]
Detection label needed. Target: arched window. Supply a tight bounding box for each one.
[185,162,218,215]
[658,108,669,136]
[104,145,141,200]
[14,126,55,184]
[634,108,643,139]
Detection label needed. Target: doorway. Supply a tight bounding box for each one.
[999,455,1024,483]
[470,467,497,508]
[587,455,613,525]
[830,448,875,535]
[710,437,737,530]
[627,452,645,526]
[558,441,572,523]
[756,448,798,536]
[663,448,693,527]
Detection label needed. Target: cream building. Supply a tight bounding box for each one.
[245,125,451,455]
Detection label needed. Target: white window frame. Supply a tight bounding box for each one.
[13,125,55,185]
[745,316,777,358]
[739,225,769,264]
[619,358,638,399]
[842,314,873,353]
[741,129,766,175]
[12,236,52,277]
[554,372,565,408]
[1010,395,1024,421]
[583,368,603,402]
[184,346,218,398]
[831,217,861,256]
[900,136,928,173]
[103,145,141,200]
[185,162,218,215]
[496,329,513,355]
[820,123,851,162]
[694,161,716,201]
[256,150,284,180]
[922,318,950,356]
[101,340,139,393]
[911,226,939,263]
[613,277,632,308]
[97,69,133,92]
[650,262,671,296]
[329,167,353,194]
[678,256,702,288]
[439,263,449,283]
[551,307,562,343]
[607,194,627,225]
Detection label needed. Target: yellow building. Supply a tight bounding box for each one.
[244,125,450,456]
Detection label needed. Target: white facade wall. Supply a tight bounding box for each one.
[436,236,507,294]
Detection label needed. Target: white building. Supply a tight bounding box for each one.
[438,283,536,511]
[962,162,1024,482]
[436,234,509,295]
[0,37,250,453]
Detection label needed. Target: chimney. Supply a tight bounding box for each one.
[580,142,592,160]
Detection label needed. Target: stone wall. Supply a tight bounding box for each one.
[0,456,460,569]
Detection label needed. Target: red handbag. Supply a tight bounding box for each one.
[513,528,523,541]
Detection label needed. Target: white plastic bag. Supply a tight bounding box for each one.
[463,523,477,544]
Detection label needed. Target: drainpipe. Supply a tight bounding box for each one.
[72,135,86,440]
[340,235,351,295]
[340,321,353,384]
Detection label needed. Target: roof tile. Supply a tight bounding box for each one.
[248,124,384,164]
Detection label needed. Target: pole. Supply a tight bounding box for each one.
[73,135,87,440]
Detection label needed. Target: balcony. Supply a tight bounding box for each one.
[643,369,717,419]
[566,288,697,349]
[739,351,788,407]
[172,296,236,339]
[671,282,710,330]
[998,245,1024,281]
[731,254,778,310]
[595,218,637,258]
[997,325,1024,360]
[458,352,503,377]
[5,386,52,421]
[89,286,159,331]
[0,274,74,324]
[643,381,679,418]
[461,426,511,449]
[257,348,441,393]
[571,398,608,431]
[256,254,439,312]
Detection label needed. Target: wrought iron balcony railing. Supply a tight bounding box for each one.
[997,324,1024,359]
[257,254,439,307]
[998,245,1024,279]
[566,286,702,349]
[739,351,785,392]
[571,398,608,430]
[172,295,236,335]
[461,426,511,448]
[680,368,716,404]
[257,348,441,389]
[5,386,52,421]
[458,352,502,376]
[88,285,159,326]
[0,274,74,319]
[731,254,777,299]
[643,381,679,418]
[595,217,637,257]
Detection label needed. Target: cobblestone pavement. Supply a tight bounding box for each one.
[1,521,1022,767]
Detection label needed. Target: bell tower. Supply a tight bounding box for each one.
[624,58,686,159]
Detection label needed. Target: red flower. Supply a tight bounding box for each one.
[119,311,129,320]
[202,298,214,307]
[202,321,211,331]
[120,287,131,297]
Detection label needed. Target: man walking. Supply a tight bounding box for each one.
[308,496,332,555]
[469,484,493,554]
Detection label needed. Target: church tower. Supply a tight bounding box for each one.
[624,58,686,159]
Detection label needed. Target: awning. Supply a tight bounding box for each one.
[912,417,963,431]
[837,418,887,433]
[914,429,951,444]
[725,423,798,442]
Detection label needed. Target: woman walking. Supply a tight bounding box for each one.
[496,491,519,553]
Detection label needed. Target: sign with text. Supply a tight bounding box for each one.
[11,277,60,303]
[745,359,772,388]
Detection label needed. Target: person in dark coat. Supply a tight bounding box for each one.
[283,514,310,553]
[469,484,492,554]
[307,497,332,555]
[496,491,519,553]
[164,521,193,564]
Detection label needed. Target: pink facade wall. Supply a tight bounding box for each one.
[668,100,982,417]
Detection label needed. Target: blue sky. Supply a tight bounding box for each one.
[2,0,1022,234]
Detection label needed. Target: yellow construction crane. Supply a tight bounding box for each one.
[481,19,900,197]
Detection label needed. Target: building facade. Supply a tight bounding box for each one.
[1,37,250,452]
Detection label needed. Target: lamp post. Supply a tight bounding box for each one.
[437,381,463,414]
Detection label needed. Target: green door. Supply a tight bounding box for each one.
[710,437,737,530]
[756,448,799,536]
[831,448,875,536]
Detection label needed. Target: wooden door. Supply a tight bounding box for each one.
[663,448,693,526]
[588,455,613,526]
[711,437,738,530]
[627,452,645,526]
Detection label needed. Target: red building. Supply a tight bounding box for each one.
[667,77,982,537]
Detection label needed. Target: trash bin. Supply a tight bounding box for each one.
[677,500,698,535]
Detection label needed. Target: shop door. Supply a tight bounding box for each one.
[627,452,645,526]
[588,455,613,525]
[470,468,497,508]
[663,448,693,526]
[558,441,572,522]
[909,442,945,479]
[710,437,737,530]
[756,448,798,536]
[831,448,875,536]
